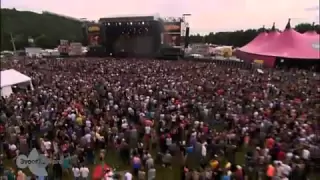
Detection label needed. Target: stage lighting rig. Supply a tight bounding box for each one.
[162,17,183,23]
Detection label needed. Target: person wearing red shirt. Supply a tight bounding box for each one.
[277,150,286,161]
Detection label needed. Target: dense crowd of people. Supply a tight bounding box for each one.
[0,57,319,180]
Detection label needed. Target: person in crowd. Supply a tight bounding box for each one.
[124,171,133,180]
[72,165,81,180]
[148,165,156,180]
[80,164,90,180]
[0,57,319,180]
[138,166,146,180]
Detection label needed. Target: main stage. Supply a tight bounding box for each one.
[84,15,187,59]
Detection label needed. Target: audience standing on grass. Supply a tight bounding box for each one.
[0,57,319,180]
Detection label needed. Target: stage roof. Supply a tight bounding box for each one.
[99,15,156,23]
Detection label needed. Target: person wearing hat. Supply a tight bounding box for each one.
[210,159,219,169]
[225,162,231,169]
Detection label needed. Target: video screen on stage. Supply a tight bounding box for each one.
[163,22,181,46]
[164,22,181,33]
[164,34,181,46]
[87,34,100,46]
[87,24,101,46]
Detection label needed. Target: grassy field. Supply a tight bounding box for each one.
[3,145,320,180]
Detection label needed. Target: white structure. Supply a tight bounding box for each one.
[190,44,211,56]
[25,47,42,57]
[69,42,83,56]
[1,69,33,97]
[40,49,60,57]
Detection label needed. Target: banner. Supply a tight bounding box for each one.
[59,40,70,54]
[254,60,264,64]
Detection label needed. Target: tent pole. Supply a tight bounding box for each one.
[10,33,17,53]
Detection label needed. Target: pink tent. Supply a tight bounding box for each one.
[240,23,278,55]
[238,28,320,59]
[304,31,319,38]
[304,23,318,37]
[241,31,280,54]
[239,32,269,52]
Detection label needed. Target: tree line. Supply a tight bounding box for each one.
[1,8,319,50]
[1,8,83,51]
[189,23,320,47]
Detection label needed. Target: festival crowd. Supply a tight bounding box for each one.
[0,57,319,180]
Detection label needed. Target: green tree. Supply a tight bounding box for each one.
[188,23,318,47]
[1,8,83,50]
[34,35,49,48]
[1,8,318,51]
[295,23,314,33]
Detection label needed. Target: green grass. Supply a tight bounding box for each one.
[2,122,319,180]
[3,146,319,180]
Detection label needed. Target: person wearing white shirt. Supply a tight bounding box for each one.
[72,166,81,180]
[281,163,292,177]
[165,136,172,146]
[9,144,17,151]
[201,143,207,158]
[80,166,90,179]
[124,172,133,180]
[44,141,51,150]
[9,144,17,157]
[85,133,92,143]
[145,126,151,134]
[302,148,310,160]
[85,120,91,128]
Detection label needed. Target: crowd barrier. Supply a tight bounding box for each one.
[184,57,254,69]
[9,55,257,70]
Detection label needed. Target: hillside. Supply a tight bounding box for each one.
[1,8,84,50]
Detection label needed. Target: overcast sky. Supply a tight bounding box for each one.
[2,0,319,34]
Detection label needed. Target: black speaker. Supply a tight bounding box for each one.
[100,24,106,46]
[184,27,190,48]
[82,24,88,46]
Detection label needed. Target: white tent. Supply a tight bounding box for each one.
[1,69,33,97]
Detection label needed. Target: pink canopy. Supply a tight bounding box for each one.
[304,31,318,37]
[239,29,320,59]
[240,31,280,54]
[240,32,269,52]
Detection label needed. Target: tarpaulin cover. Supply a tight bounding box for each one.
[239,29,320,59]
